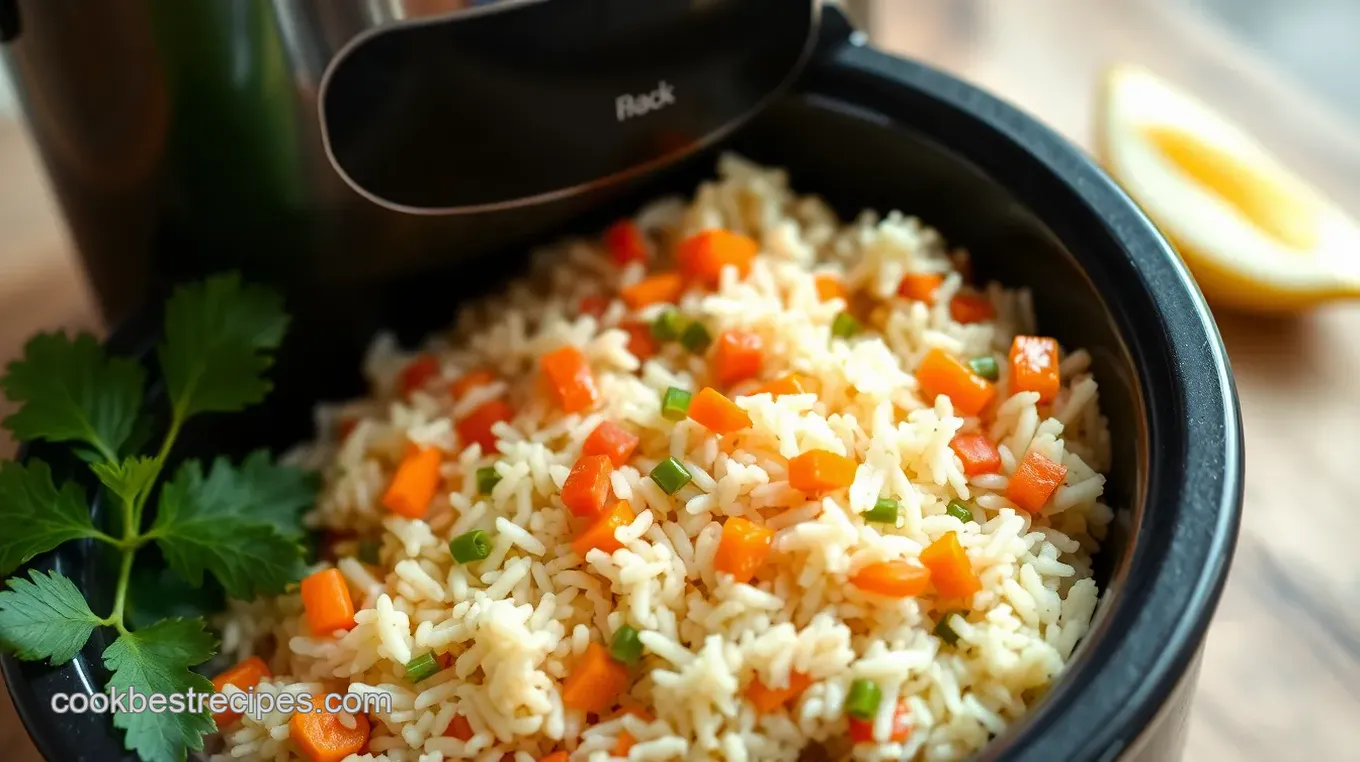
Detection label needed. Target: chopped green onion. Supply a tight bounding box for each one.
[661,387,692,421]
[845,679,882,720]
[610,624,643,665]
[356,539,381,565]
[935,611,966,645]
[968,356,999,380]
[450,530,492,563]
[863,498,899,524]
[831,312,860,339]
[680,321,712,353]
[476,465,502,495]
[404,652,440,683]
[651,309,686,341]
[945,500,975,524]
[650,457,692,495]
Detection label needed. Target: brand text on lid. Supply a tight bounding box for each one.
[616,81,676,122]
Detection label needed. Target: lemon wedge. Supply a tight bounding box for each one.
[1095,64,1360,312]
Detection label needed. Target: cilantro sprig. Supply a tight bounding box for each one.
[0,274,316,762]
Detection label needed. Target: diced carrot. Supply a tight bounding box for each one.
[437,652,454,669]
[562,455,614,519]
[949,293,995,324]
[583,421,640,468]
[622,322,658,361]
[382,447,443,518]
[398,355,441,396]
[848,698,912,744]
[579,294,610,317]
[713,329,765,386]
[540,753,570,762]
[450,368,497,401]
[604,220,649,266]
[1009,335,1061,403]
[211,656,271,729]
[300,568,356,636]
[918,532,981,599]
[897,273,944,302]
[620,273,684,310]
[850,560,932,598]
[788,450,857,493]
[540,346,599,414]
[813,273,847,302]
[746,671,812,714]
[750,373,809,398]
[443,715,473,741]
[949,433,1001,476]
[677,229,759,287]
[611,706,654,757]
[573,500,636,557]
[1005,449,1068,512]
[916,348,996,417]
[688,387,752,435]
[713,517,775,585]
[289,695,370,762]
[457,399,514,454]
[561,642,630,714]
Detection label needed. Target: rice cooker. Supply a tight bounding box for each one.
[0,2,1242,761]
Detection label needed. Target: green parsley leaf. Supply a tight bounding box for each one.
[0,570,101,665]
[151,458,307,600]
[91,456,160,509]
[126,565,225,631]
[1,331,145,460]
[228,449,317,539]
[104,618,216,762]
[158,273,288,421]
[0,461,101,576]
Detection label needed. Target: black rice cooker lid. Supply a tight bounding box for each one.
[319,0,821,214]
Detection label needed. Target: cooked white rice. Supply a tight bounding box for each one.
[212,155,1114,762]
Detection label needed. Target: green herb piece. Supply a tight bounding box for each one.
[610,624,643,665]
[477,465,502,495]
[650,309,686,341]
[0,461,106,576]
[103,617,217,762]
[356,540,381,565]
[150,458,308,600]
[0,570,101,665]
[863,498,899,525]
[404,652,440,683]
[0,274,315,762]
[945,500,975,524]
[845,678,882,720]
[661,387,693,421]
[451,530,492,563]
[967,356,999,381]
[159,273,289,422]
[0,331,146,460]
[831,312,861,339]
[679,322,712,353]
[650,457,691,495]
[936,610,965,645]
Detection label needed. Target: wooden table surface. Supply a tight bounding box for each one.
[3,1,1360,759]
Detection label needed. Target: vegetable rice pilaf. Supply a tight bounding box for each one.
[212,155,1114,762]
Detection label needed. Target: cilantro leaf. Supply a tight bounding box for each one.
[158,273,288,421]
[0,570,101,665]
[104,618,216,762]
[1,331,145,460]
[151,458,307,600]
[0,461,101,576]
[231,449,317,539]
[91,456,160,509]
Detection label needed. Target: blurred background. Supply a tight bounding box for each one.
[2,0,1359,760]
